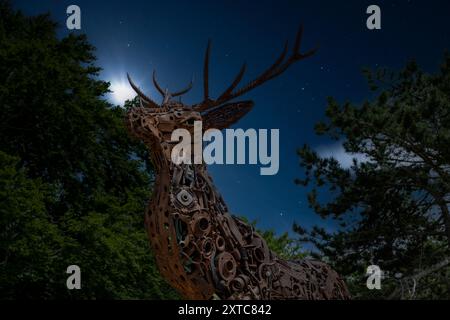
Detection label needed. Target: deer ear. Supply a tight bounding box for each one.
[202,101,254,130]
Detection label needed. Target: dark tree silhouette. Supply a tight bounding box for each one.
[296,56,450,299]
[0,1,178,299]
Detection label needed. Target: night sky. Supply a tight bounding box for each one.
[13,0,450,236]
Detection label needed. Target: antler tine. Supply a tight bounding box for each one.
[203,40,211,102]
[127,73,160,108]
[293,24,318,60]
[260,28,317,84]
[152,70,166,97]
[293,24,303,57]
[196,62,247,112]
[216,63,247,102]
[171,75,194,97]
[221,40,289,102]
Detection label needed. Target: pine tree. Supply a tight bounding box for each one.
[295,56,450,299]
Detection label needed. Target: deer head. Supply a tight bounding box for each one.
[126,25,316,149]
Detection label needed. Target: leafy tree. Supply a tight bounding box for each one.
[258,229,305,261]
[0,1,177,299]
[0,151,65,298]
[295,55,450,299]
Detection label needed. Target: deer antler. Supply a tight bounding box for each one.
[127,73,160,108]
[172,77,194,97]
[193,25,317,112]
[153,70,194,98]
[202,40,211,103]
[152,70,166,97]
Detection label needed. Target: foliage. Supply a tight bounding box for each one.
[0,1,177,299]
[295,55,450,299]
[258,229,305,261]
[238,216,305,261]
[0,151,64,298]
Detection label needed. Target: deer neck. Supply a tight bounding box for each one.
[145,138,275,299]
[144,139,242,299]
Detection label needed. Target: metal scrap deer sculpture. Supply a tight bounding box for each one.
[126,26,350,300]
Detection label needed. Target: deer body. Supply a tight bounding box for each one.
[126,26,351,300]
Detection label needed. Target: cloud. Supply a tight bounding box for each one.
[315,142,370,169]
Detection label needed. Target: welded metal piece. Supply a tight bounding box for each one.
[176,189,193,206]
[125,26,350,300]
